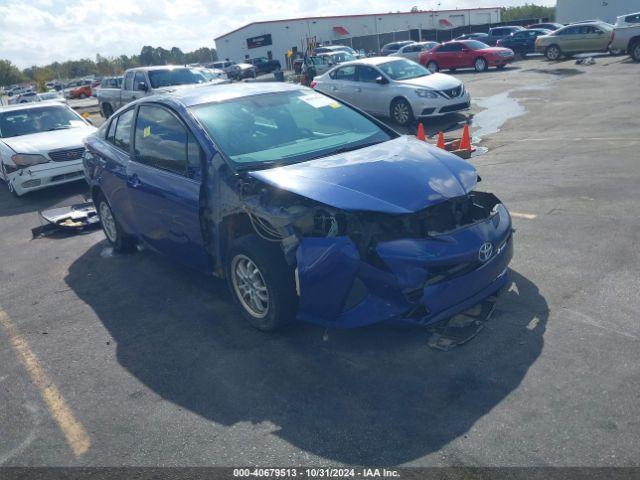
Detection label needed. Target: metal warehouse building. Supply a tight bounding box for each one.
[214,8,502,67]
[556,0,640,24]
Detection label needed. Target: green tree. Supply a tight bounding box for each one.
[0,59,27,87]
[501,3,555,22]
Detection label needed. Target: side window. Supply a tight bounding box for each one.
[134,72,147,91]
[357,66,380,83]
[113,109,134,151]
[625,14,640,24]
[437,44,452,52]
[134,105,190,176]
[449,43,463,52]
[333,65,356,81]
[106,117,117,142]
[123,71,134,91]
[187,133,201,177]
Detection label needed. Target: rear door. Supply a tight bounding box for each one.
[98,108,137,232]
[127,104,208,271]
[119,71,136,108]
[557,26,581,52]
[324,65,357,104]
[130,71,148,101]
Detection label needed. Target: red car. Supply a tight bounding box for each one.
[69,84,92,99]
[419,40,515,73]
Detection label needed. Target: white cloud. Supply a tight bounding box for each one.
[1,0,555,68]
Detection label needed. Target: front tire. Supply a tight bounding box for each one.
[96,194,135,253]
[226,234,297,332]
[545,45,562,61]
[1,164,19,197]
[390,98,414,127]
[426,61,439,73]
[102,103,113,118]
[474,57,488,72]
[630,41,640,62]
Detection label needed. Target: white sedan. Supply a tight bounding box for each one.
[0,102,96,196]
[312,57,470,126]
[390,41,440,62]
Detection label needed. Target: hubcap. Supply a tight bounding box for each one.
[427,62,437,72]
[476,58,486,71]
[99,201,117,243]
[548,47,559,59]
[394,102,410,124]
[231,255,269,318]
[634,45,640,60]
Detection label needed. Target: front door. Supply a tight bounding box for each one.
[127,104,208,271]
[352,65,388,115]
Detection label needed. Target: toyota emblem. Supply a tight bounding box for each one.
[478,242,493,262]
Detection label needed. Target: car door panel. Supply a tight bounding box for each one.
[128,104,208,271]
[352,66,388,115]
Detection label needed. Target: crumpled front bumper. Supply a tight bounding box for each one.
[7,160,84,195]
[295,205,513,328]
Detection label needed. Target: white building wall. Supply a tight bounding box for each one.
[556,0,640,24]
[215,9,501,66]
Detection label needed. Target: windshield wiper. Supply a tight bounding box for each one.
[315,140,384,159]
[47,126,71,131]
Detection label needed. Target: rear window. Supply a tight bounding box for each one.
[147,68,208,89]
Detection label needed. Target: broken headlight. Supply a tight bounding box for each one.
[11,154,49,167]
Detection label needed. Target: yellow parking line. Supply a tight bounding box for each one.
[0,308,90,457]
[511,212,537,220]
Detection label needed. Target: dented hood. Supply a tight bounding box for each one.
[248,136,478,214]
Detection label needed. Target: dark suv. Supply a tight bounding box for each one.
[485,26,526,46]
[248,57,282,74]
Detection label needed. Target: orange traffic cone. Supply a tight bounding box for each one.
[460,124,472,151]
[416,122,426,141]
[437,131,445,149]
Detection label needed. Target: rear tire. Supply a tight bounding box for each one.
[449,68,457,72]
[95,194,136,253]
[630,41,640,62]
[102,103,114,118]
[79,93,86,99]
[390,98,414,127]
[496,64,506,70]
[545,45,562,61]
[426,61,439,73]
[226,234,297,332]
[474,57,488,72]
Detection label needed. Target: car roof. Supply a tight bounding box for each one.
[154,81,306,108]
[338,56,408,67]
[0,101,69,113]
[126,65,194,72]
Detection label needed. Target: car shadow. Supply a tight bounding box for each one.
[65,242,548,465]
[0,179,89,218]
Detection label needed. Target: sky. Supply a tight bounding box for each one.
[0,0,555,68]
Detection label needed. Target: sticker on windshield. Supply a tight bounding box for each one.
[143,126,151,138]
[299,94,340,109]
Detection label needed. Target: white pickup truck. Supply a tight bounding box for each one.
[609,12,640,61]
[96,65,210,118]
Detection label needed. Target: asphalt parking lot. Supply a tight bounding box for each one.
[1,55,639,467]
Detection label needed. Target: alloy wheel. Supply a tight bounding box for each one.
[633,43,640,62]
[475,58,487,72]
[231,254,269,318]
[99,201,117,243]
[393,101,410,125]
[547,46,560,60]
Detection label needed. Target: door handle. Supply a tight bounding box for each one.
[127,173,141,188]
[331,86,338,91]
[355,87,361,92]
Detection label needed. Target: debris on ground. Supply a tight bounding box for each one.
[32,201,100,238]
[576,57,596,65]
[427,295,498,351]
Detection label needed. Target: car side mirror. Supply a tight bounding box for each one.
[596,30,604,34]
[461,47,470,52]
[137,82,148,92]
[375,76,388,85]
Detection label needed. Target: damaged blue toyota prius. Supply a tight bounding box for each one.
[83,82,513,331]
